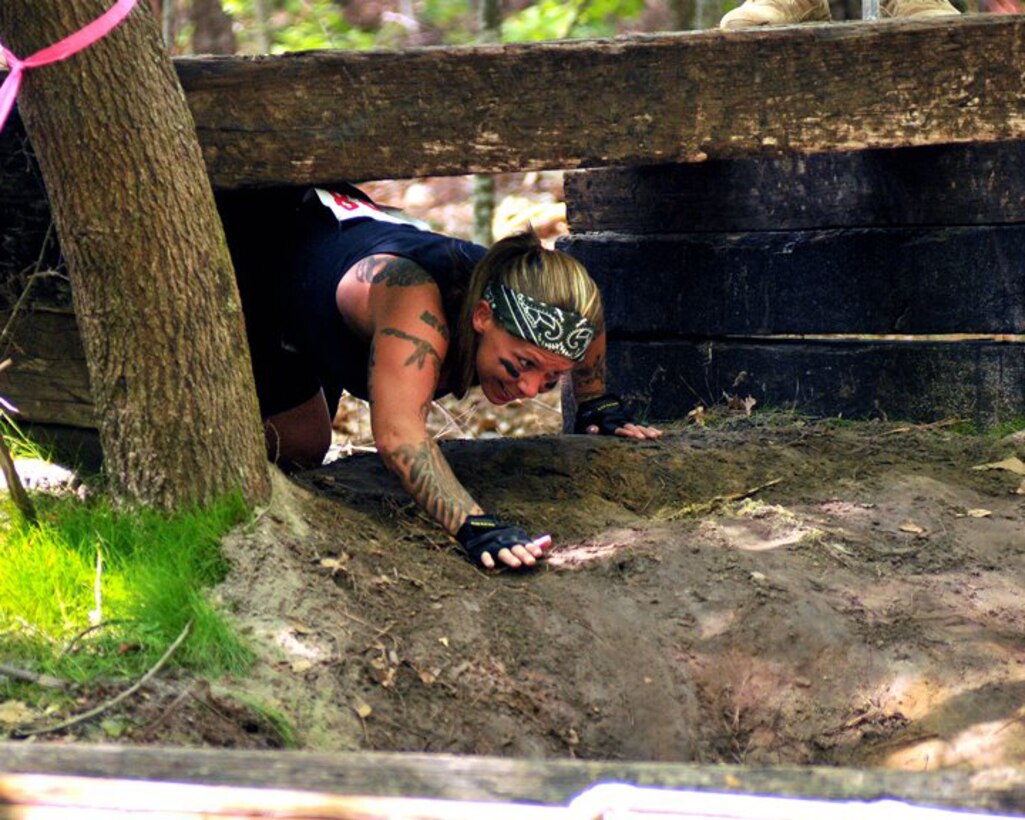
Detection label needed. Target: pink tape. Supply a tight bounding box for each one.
[0,0,137,133]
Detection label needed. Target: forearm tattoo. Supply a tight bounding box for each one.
[352,255,434,287]
[572,352,606,400]
[382,438,481,534]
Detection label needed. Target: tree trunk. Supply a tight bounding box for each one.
[471,0,501,247]
[189,0,236,55]
[0,1,270,509]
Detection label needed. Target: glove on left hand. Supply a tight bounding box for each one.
[574,393,633,435]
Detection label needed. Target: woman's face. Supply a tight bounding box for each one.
[472,300,576,405]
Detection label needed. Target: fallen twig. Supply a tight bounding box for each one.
[656,477,784,521]
[0,663,67,690]
[0,417,36,525]
[15,620,193,738]
[59,618,133,660]
[881,417,962,436]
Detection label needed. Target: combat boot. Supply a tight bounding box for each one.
[720,0,831,29]
[881,0,960,15]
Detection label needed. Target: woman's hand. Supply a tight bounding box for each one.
[456,515,552,570]
[574,393,662,440]
[570,330,662,440]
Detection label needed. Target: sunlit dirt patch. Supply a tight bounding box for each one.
[546,529,648,569]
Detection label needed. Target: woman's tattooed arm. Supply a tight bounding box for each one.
[365,264,481,535]
[572,329,609,402]
[378,437,483,535]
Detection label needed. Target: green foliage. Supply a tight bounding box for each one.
[219,0,649,54]
[503,0,646,41]
[0,492,252,691]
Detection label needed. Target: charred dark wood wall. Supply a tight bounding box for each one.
[562,144,1025,423]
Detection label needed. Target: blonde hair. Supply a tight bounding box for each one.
[452,229,603,396]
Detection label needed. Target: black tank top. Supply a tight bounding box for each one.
[283,193,487,403]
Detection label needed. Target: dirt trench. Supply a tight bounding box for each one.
[214,420,1025,769]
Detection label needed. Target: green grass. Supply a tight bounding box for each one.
[0,489,253,691]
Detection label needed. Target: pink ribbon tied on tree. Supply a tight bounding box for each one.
[0,0,137,134]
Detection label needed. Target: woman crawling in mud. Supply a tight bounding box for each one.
[223,185,660,570]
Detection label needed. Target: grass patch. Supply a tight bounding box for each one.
[0,489,253,692]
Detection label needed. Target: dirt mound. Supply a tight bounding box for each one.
[212,421,1025,769]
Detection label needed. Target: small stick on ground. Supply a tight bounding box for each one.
[881,417,962,436]
[657,477,784,521]
[14,620,193,738]
[0,663,67,690]
[0,396,37,525]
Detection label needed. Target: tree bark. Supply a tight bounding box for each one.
[0,0,269,509]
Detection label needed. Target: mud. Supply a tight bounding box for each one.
[209,420,1025,769]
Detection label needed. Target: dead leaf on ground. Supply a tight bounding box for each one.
[352,697,373,719]
[0,701,35,726]
[725,394,757,417]
[960,509,993,518]
[687,406,706,427]
[898,521,926,535]
[971,456,1025,476]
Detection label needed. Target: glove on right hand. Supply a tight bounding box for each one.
[455,514,537,568]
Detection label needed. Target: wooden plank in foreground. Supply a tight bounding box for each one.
[2,744,1025,812]
[69,15,1025,186]
[1,774,1022,820]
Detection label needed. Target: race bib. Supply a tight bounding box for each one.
[312,188,427,230]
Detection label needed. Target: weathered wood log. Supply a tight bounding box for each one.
[560,228,1025,336]
[0,774,1020,820]
[602,340,1025,423]
[565,142,1025,233]
[3,15,1025,189]
[2,744,1025,812]
[0,308,93,428]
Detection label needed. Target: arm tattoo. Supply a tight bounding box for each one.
[367,338,377,406]
[380,327,442,373]
[383,439,480,534]
[419,310,450,342]
[572,352,606,400]
[352,255,434,287]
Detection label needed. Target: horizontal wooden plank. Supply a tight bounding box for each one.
[603,340,1025,423]
[180,15,1025,186]
[2,744,1024,812]
[0,309,93,428]
[4,15,1024,190]
[565,141,1025,233]
[560,228,1025,336]
[1,774,1020,820]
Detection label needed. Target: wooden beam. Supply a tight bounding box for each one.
[564,142,1025,233]
[3,744,1025,812]
[561,228,1025,336]
[603,339,1025,423]
[0,15,1007,188]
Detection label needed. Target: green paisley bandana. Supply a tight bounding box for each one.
[483,281,596,362]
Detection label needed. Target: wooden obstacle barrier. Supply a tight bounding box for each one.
[2,743,1025,816]
[3,16,1025,432]
[562,142,1025,423]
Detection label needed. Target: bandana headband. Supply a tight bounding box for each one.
[483,282,597,362]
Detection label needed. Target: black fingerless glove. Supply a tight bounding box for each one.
[574,393,633,435]
[455,514,533,567]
